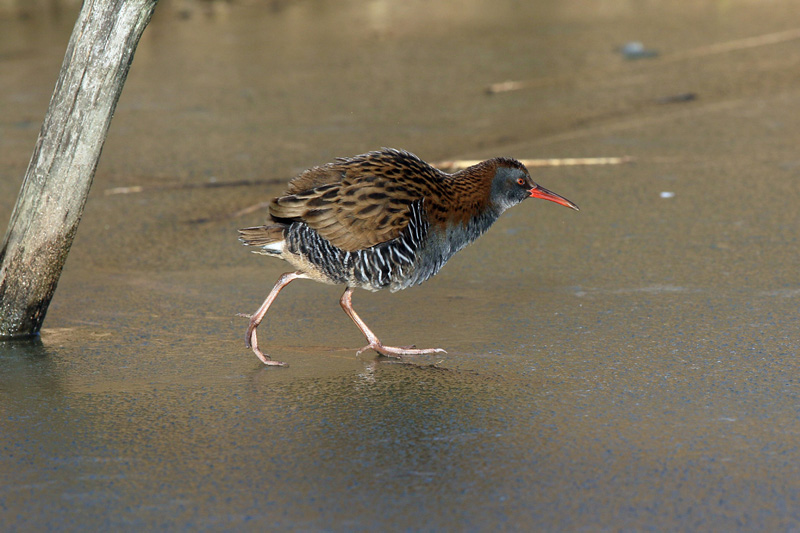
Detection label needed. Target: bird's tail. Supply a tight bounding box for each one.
[238,225,286,255]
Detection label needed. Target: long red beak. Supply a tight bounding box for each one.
[529,184,580,211]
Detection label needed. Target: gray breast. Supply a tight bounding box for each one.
[285,200,501,292]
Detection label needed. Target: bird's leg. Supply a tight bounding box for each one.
[339,287,447,357]
[246,271,307,366]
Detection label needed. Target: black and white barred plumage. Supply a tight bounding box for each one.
[283,199,427,291]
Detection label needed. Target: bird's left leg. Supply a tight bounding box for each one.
[245,271,308,366]
[339,287,447,357]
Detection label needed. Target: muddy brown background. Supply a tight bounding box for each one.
[2,0,800,530]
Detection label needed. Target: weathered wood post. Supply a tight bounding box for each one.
[0,0,159,338]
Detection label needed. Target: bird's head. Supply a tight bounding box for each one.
[489,160,580,213]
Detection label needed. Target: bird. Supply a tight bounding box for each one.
[239,148,578,366]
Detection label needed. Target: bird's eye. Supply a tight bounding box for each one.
[516,177,526,186]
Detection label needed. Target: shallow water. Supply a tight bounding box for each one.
[2,0,800,530]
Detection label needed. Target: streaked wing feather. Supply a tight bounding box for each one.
[285,166,345,194]
[265,149,443,252]
[269,179,421,252]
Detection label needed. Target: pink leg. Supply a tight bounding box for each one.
[246,271,307,366]
[339,287,446,357]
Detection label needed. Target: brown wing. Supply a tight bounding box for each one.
[284,164,346,194]
[269,174,423,252]
[269,150,435,252]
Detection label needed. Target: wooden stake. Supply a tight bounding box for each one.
[0,0,159,338]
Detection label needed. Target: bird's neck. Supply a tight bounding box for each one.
[415,167,503,271]
[455,203,501,237]
[433,200,501,258]
[435,168,495,225]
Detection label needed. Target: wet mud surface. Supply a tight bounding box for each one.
[2,0,800,530]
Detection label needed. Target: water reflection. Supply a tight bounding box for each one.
[1,339,528,529]
[236,361,520,525]
[0,336,60,395]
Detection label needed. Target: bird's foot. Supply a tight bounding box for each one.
[251,345,288,367]
[356,341,447,358]
[248,329,288,367]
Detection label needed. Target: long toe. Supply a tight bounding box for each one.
[356,343,394,357]
[401,347,447,355]
[261,359,289,367]
[358,341,447,357]
[252,346,289,367]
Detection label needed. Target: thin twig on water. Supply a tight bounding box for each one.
[434,156,633,173]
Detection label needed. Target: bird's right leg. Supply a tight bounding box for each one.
[245,271,307,366]
[339,287,447,357]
